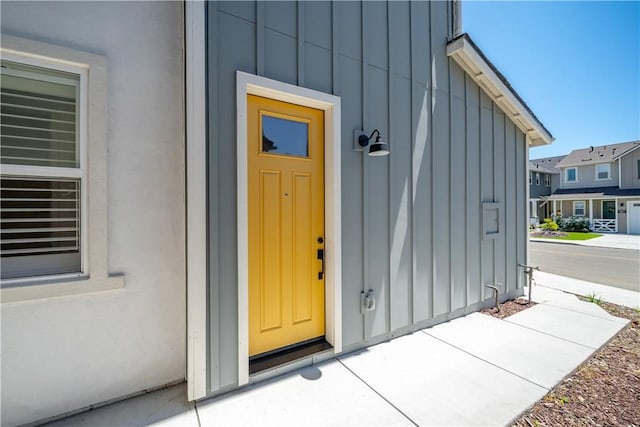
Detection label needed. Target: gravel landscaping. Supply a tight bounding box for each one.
[483,297,640,426]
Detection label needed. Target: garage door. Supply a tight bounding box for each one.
[628,201,640,234]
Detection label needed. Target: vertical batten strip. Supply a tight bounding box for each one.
[427,0,435,319]
[361,0,370,339]
[207,1,220,393]
[256,2,264,76]
[478,85,483,300]
[464,74,471,305]
[502,112,509,293]
[492,103,498,286]
[297,2,304,86]
[524,134,530,280]
[386,0,392,333]
[407,0,415,325]
[515,132,522,288]
[331,2,338,95]
[462,67,468,308]
[447,14,454,315]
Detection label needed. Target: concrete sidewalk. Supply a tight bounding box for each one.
[45,284,630,427]
[531,233,640,250]
[534,271,639,308]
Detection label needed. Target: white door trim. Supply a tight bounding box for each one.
[236,71,342,386]
[185,0,207,401]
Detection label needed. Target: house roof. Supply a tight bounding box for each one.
[446,33,554,147]
[529,155,565,174]
[546,186,640,200]
[556,140,640,168]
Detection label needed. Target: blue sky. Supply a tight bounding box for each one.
[463,1,640,160]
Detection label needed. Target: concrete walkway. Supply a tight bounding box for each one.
[531,232,640,250]
[45,285,631,427]
[534,271,639,308]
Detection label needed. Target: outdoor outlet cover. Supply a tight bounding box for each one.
[361,289,375,313]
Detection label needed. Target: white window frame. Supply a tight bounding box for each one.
[544,174,551,187]
[573,201,586,216]
[1,55,87,280]
[1,35,123,303]
[535,172,540,185]
[565,167,577,183]
[595,163,610,181]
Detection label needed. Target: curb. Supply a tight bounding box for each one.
[529,238,583,246]
[530,238,640,251]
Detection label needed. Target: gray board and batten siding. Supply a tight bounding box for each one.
[206,1,527,394]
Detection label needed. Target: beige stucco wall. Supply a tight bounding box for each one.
[1,2,186,425]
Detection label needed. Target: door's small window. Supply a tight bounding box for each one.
[261,115,308,158]
[603,201,616,220]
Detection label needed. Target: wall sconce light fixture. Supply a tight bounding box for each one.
[355,129,389,157]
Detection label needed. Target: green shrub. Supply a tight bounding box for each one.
[540,218,559,231]
[558,216,591,232]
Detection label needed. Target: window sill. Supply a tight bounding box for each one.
[1,274,124,303]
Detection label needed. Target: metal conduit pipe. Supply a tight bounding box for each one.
[518,264,540,303]
[453,0,463,37]
[485,283,502,312]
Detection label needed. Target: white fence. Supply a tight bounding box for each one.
[592,219,617,233]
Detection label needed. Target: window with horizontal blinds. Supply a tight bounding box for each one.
[1,177,81,278]
[1,61,79,168]
[596,163,610,180]
[0,60,83,280]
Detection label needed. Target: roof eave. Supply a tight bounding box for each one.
[612,143,640,161]
[447,34,554,147]
[557,159,618,168]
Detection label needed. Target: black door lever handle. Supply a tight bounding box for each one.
[317,249,324,280]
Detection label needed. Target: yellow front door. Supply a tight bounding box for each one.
[247,95,325,357]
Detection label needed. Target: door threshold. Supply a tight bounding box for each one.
[249,338,333,375]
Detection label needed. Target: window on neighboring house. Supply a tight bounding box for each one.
[535,173,540,185]
[595,163,610,180]
[544,174,551,187]
[637,159,640,180]
[566,167,577,182]
[1,60,85,280]
[573,201,585,216]
[528,172,532,185]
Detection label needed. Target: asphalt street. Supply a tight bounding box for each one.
[530,241,640,292]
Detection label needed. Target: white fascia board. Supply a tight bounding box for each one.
[447,37,554,147]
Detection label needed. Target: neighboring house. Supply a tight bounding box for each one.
[547,141,640,233]
[0,2,553,425]
[528,155,564,223]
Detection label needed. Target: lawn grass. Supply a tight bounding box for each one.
[538,232,602,241]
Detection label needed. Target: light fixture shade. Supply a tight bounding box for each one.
[368,141,389,156]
